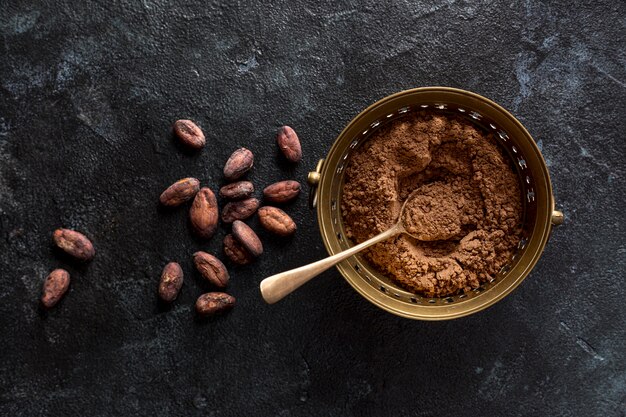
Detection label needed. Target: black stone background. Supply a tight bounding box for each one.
[0,1,624,416]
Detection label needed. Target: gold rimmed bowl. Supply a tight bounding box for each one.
[307,87,563,320]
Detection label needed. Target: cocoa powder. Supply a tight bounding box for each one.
[341,111,522,297]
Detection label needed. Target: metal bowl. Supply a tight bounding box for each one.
[308,87,563,320]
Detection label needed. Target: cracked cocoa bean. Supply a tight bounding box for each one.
[173,119,205,150]
[158,262,183,302]
[193,251,229,288]
[223,148,254,180]
[223,234,254,265]
[258,206,297,236]
[232,220,263,257]
[263,180,301,204]
[219,181,254,200]
[221,197,259,223]
[159,177,200,207]
[53,228,95,261]
[276,125,302,163]
[190,187,219,239]
[195,292,235,316]
[41,269,70,309]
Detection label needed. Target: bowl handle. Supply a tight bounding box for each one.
[551,210,564,226]
[550,195,564,226]
[307,159,324,209]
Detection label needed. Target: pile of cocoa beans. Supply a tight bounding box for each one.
[41,121,303,319]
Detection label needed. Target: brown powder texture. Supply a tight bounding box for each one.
[402,182,462,241]
[341,112,523,297]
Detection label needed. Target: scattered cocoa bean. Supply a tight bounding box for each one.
[53,228,95,261]
[276,125,302,163]
[193,251,229,288]
[223,148,254,181]
[219,181,254,200]
[173,119,205,150]
[232,220,263,257]
[263,180,301,204]
[223,234,254,265]
[195,292,235,316]
[221,197,259,223]
[158,262,183,302]
[159,177,200,207]
[258,206,297,236]
[41,269,70,309]
[190,187,219,239]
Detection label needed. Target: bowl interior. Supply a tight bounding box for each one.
[316,88,554,320]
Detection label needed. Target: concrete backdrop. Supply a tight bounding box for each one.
[0,1,624,416]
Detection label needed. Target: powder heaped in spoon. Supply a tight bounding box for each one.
[402,182,462,241]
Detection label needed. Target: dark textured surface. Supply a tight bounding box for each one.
[1,1,624,416]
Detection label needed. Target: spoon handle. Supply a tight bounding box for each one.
[260,226,400,304]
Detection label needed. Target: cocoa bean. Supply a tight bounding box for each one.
[173,119,205,150]
[276,125,302,163]
[223,148,254,180]
[193,251,229,288]
[232,220,263,257]
[221,197,259,223]
[195,292,235,316]
[223,234,254,265]
[258,206,297,236]
[219,181,254,200]
[189,187,219,239]
[158,262,183,302]
[41,269,70,309]
[263,180,301,204]
[53,229,95,261]
[159,177,200,207]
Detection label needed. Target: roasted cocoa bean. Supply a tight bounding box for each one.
[219,181,254,200]
[53,228,95,261]
[159,177,200,207]
[223,234,254,265]
[258,206,297,236]
[189,187,219,239]
[193,251,229,288]
[276,125,302,163]
[262,180,301,204]
[195,292,235,316]
[232,220,263,257]
[221,197,259,223]
[223,148,254,180]
[41,269,70,309]
[173,119,205,150]
[158,262,183,302]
